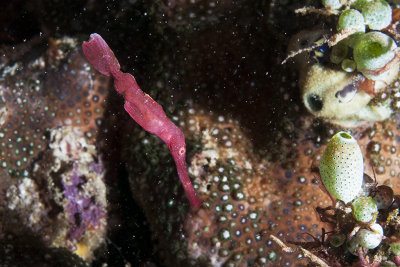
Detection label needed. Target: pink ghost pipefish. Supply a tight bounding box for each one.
[82,33,203,208]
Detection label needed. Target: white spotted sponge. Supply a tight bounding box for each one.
[319,132,364,203]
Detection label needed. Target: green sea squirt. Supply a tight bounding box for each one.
[319,131,364,203]
[352,196,378,222]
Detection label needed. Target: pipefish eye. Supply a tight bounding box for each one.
[179,147,186,155]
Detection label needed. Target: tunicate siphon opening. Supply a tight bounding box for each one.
[340,132,352,139]
[305,94,323,112]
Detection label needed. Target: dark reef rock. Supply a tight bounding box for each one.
[0,211,88,267]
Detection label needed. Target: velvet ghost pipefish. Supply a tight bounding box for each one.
[82,33,203,208]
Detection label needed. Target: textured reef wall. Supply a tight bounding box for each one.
[122,99,400,266]
[0,36,108,263]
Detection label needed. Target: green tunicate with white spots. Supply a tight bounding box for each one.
[337,9,365,33]
[362,0,392,30]
[352,196,378,222]
[353,31,397,71]
[358,223,383,249]
[347,224,383,254]
[352,0,373,9]
[319,132,364,203]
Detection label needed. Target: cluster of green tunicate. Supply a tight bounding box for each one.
[327,0,392,31]
[320,132,387,253]
[336,0,392,31]
[323,0,397,77]
[345,183,397,254]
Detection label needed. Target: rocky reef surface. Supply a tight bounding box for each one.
[0,36,108,264]
[2,0,400,266]
[123,96,400,266]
